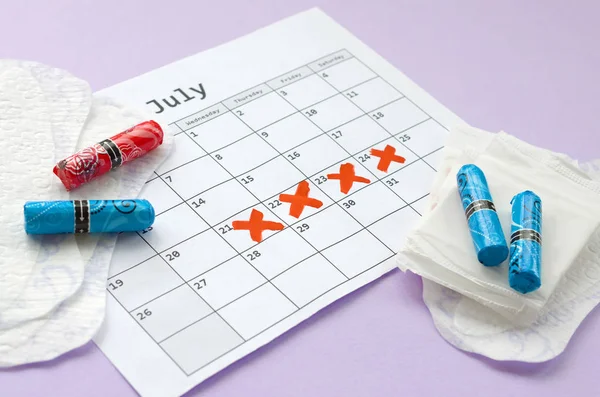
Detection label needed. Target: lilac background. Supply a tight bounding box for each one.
[1,1,599,396]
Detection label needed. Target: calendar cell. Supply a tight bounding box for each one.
[164,229,238,281]
[319,57,377,92]
[242,227,317,279]
[382,160,436,203]
[242,156,305,201]
[344,77,403,113]
[292,205,362,251]
[400,119,448,157]
[290,134,347,177]
[331,115,389,154]
[339,181,407,226]
[272,254,346,307]
[267,179,332,225]
[156,133,206,175]
[309,50,352,72]
[187,112,253,153]
[257,113,322,153]
[315,158,374,202]
[139,178,182,215]
[223,83,272,109]
[134,285,212,342]
[213,133,278,177]
[368,206,421,251]
[410,195,431,215]
[276,73,337,110]
[161,156,231,200]
[142,204,209,253]
[233,92,296,130]
[219,283,296,339]
[188,256,266,310]
[267,66,314,90]
[322,229,393,278]
[423,148,444,171]
[188,179,257,226]
[161,313,243,374]
[356,137,418,179]
[177,103,228,131]
[371,98,429,135]
[302,94,363,132]
[108,256,182,311]
[218,203,283,253]
[108,233,155,278]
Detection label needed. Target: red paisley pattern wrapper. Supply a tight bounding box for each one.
[53,120,164,190]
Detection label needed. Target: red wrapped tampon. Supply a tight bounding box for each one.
[53,120,164,190]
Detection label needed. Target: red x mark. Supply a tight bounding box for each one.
[370,144,405,172]
[279,180,323,218]
[232,209,284,243]
[327,163,371,194]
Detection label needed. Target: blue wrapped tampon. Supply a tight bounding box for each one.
[456,164,508,266]
[508,190,542,294]
[24,199,155,234]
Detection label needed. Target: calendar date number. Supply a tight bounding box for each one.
[191,198,206,208]
[165,251,180,261]
[219,224,233,234]
[342,199,356,209]
[398,133,411,142]
[287,151,300,161]
[193,279,207,290]
[358,153,371,163]
[136,309,152,321]
[385,178,399,187]
[296,223,310,233]
[109,279,124,290]
[246,250,261,261]
[241,175,254,185]
[331,130,343,139]
[268,199,282,209]
[372,112,384,120]
[314,175,327,185]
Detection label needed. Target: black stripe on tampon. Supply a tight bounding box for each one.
[510,229,541,244]
[74,200,90,233]
[73,200,81,232]
[465,199,496,220]
[98,139,123,168]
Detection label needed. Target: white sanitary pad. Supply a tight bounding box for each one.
[398,125,600,361]
[0,60,172,366]
[0,61,86,329]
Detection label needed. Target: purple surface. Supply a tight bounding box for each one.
[1,1,599,396]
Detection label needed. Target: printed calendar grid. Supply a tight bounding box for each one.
[112,145,438,287]
[112,136,440,294]
[149,107,430,219]
[125,188,431,315]
[145,77,379,190]
[106,49,447,376]
[170,254,392,377]
[112,136,439,279]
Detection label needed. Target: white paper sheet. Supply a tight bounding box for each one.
[93,8,464,397]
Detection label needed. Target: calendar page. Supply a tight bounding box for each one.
[93,8,464,397]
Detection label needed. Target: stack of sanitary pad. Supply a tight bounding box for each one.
[397,124,600,362]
